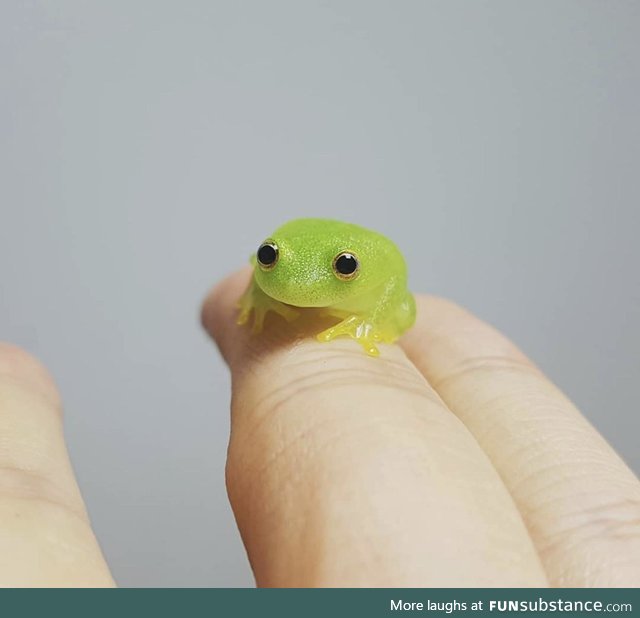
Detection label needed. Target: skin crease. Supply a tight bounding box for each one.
[237,218,416,357]
[0,258,638,585]
[205,270,640,588]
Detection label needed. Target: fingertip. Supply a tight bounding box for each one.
[0,342,114,586]
[0,342,62,411]
[201,266,253,363]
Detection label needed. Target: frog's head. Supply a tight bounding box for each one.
[252,219,381,307]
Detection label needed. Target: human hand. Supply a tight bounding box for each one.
[0,267,638,587]
[200,267,640,588]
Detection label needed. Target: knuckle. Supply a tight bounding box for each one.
[258,350,439,418]
[0,466,88,524]
[571,497,640,543]
[433,353,541,390]
[415,294,464,314]
[228,346,452,485]
[539,496,640,562]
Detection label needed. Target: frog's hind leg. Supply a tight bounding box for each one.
[316,280,414,357]
[394,292,417,333]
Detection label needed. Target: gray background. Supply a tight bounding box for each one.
[1,1,638,587]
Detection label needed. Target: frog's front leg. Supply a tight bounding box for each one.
[316,278,405,357]
[237,276,300,334]
[317,315,388,356]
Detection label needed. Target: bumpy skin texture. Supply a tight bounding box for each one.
[237,218,416,356]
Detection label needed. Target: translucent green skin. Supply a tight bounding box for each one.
[237,218,416,356]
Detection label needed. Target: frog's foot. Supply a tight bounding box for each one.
[236,291,300,334]
[316,315,386,357]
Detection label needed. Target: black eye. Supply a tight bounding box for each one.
[333,252,359,280]
[257,241,279,269]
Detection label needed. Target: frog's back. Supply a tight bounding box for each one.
[274,218,403,267]
[274,218,375,240]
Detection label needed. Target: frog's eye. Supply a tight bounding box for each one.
[332,251,359,281]
[257,240,279,270]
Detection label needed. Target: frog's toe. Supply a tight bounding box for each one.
[251,307,267,334]
[316,328,335,343]
[236,307,251,326]
[317,316,387,356]
[317,316,358,342]
[361,339,380,356]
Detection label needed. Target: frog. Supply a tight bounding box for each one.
[236,218,416,356]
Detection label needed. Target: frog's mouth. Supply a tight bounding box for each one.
[255,277,331,308]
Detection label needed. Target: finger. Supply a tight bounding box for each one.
[401,296,640,587]
[202,269,547,587]
[0,343,114,587]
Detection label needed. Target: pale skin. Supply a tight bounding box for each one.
[0,267,639,586]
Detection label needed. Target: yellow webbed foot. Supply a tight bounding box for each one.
[317,315,394,357]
